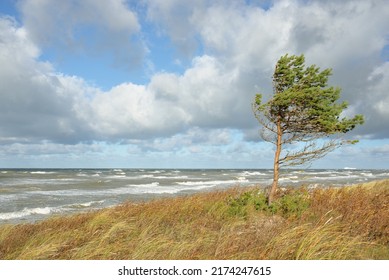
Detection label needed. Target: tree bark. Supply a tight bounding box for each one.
[268,117,282,205]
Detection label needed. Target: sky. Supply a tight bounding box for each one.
[0,0,389,169]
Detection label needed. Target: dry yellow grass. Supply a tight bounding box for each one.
[0,180,388,260]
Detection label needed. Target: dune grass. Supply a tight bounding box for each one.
[0,179,388,260]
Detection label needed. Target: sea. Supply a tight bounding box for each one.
[1,168,388,224]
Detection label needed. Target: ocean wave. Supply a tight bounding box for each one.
[30,171,56,174]
[279,176,299,180]
[0,207,54,220]
[377,172,389,177]
[31,183,164,197]
[139,174,155,178]
[133,184,215,194]
[128,182,160,188]
[152,175,189,179]
[239,171,267,176]
[66,200,105,209]
[106,175,127,179]
[104,181,225,195]
[306,175,361,181]
[0,200,107,221]
[279,176,299,183]
[177,178,248,187]
[360,172,373,177]
[113,169,123,172]
[85,182,179,195]
[132,186,180,194]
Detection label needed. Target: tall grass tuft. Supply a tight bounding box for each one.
[261,215,371,259]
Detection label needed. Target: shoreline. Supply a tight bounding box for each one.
[1,176,389,226]
[1,168,388,225]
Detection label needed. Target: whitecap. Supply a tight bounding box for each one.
[152,175,189,179]
[129,182,160,188]
[239,171,266,176]
[0,207,54,220]
[66,200,105,209]
[177,178,248,187]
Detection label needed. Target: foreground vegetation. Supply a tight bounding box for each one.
[0,180,388,260]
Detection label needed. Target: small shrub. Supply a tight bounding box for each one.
[227,188,310,218]
[227,190,269,218]
[270,189,310,218]
[226,191,253,217]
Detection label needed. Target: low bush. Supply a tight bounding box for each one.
[227,188,310,218]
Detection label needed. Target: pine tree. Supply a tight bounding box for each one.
[253,54,364,205]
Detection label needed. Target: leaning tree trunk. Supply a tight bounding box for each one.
[268,117,282,205]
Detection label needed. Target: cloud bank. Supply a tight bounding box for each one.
[0,0,388,167]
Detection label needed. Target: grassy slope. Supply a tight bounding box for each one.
[0,180,388,260]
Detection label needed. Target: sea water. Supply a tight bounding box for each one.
[1,168,388,224]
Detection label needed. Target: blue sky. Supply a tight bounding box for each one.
[0,0,389,169]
